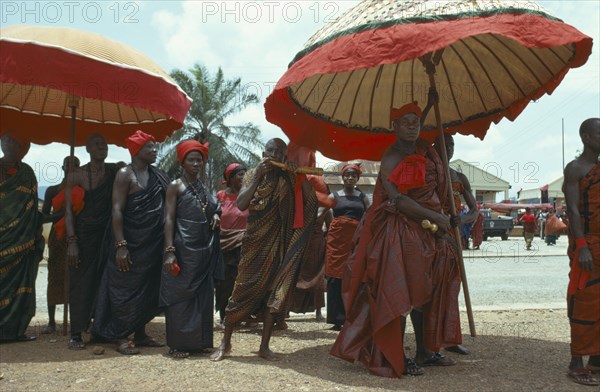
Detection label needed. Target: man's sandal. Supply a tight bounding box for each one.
[403,358,424,376]
[134,336,164,347]
[116,341,140,355]
[68,336,85,350]
[567,369,599,386]
[167,349,190,359]
[416,352,456,367]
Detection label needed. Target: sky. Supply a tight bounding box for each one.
[2,0,599,200]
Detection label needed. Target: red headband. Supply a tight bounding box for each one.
[126,130,155,157]
[341,164,362,177]
[391,102,422,123]
[176,140,209,165]
[221,162,244,185]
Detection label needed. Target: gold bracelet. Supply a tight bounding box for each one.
[165,245,176,253]
[115,240,128,248]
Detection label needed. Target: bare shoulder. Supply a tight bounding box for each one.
[456,171,471,187]
[114,165,133,184]
[563,159,583,182]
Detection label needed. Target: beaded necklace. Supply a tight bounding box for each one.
[182,174,208,214]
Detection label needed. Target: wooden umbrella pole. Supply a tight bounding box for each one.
[62,99,77,336]
[421,53,476,337]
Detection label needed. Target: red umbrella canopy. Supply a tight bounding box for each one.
[0,25,192,147]
[265,0,593,161]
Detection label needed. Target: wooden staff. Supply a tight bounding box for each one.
[269,160,324,176]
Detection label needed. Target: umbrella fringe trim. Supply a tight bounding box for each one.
[0,37,192,104]
[291,8,561,66]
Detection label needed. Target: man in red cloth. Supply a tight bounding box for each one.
[330,102,453,377]
[519,207,537,250]
[562,117,600,386]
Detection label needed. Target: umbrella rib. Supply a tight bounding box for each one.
[491,35,543,87]
[331,71,355,120]
[348,69,369,125]
[61,91,69,119]
[315,74,337,113]
[411,59,415,102]
[100,100,105,124]
[20,85,36,112]
[39,88,50,114]
[131,106,142,124]
[459,39,505,108]
[547,45,570,66]
[440,57,464,122]
[448,44,488,112]
[526,47,554,76]
[471,36,526,99]
[116,103,124,125]
[0,84,17,103]
[300,74,325,107]
[389,62,401,124]
[368,65,384,129]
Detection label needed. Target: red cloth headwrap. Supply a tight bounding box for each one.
[222,162,244,185]
[341,164,362,177]
[176,140,209,165]
[391,102,422,123]
[126,130,155,157]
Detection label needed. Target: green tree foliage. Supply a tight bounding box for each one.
[157,64,263,192]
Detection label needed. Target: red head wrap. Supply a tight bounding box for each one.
[221,162,244,185]
[391,102,422,123]
[341,164,362,177]
[176,140,209,165]
[126,130,155,157]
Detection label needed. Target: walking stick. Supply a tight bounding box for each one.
[62,97,78,336]
[421,52,476,337]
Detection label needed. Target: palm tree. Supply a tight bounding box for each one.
[157,64,263,192]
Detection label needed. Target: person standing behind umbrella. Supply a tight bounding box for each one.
[562,117,600,387]
[92,130,168,355]
[40,156,80,335]
[64,134,123,350]
[0,134,44,343]
[160,140,223,359]
[325,163,369,331]
[214,163,248,326]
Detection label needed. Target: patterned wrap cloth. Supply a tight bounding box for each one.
[0,163,44,340]
[223,168,317,327]
[567,162,600,356]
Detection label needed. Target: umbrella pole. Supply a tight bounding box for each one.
[422,55,476,337]
[63,103,76,336]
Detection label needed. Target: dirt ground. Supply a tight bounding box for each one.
[0,308,592,391]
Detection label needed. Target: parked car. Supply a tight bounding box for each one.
[482,209,514,241]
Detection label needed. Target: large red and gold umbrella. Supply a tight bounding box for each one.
[0,25,192,147]
[265,0,593,338]
[265,0,592,161]
[0,25,192,334]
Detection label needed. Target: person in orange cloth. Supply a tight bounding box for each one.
[41,156,81,334]
[325,163,370,331]
[562,117,600,387]
[330,101,454,378]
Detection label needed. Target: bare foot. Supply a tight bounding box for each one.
[258,348,280,361]
[210,343,231,362]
